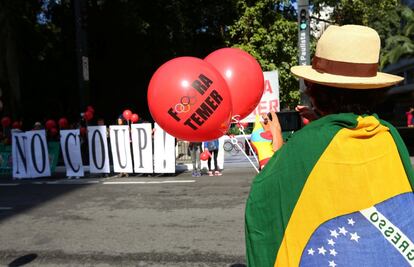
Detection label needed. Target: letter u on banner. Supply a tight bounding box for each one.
[12,131,29,179]
[131,123,153,173]
[154,123,175,173]
[26,130,51,178]
[60,130,84,177]
[109,125,133,173]
[87,126,110,173]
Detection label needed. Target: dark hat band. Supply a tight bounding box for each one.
[312,56,378,77]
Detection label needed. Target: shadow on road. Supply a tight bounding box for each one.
[8,253,37,267]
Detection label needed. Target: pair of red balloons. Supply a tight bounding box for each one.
[122,109,139,123]
[147,48,264,142]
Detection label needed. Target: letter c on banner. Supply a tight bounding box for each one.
[92,130,105,170]
[65,133,80,172]
[30,134,46,173]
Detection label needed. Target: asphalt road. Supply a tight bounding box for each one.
[0,165,257,267]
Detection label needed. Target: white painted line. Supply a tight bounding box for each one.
[103,180,196,185]
[0,183,18,186]
[0,207,13,210]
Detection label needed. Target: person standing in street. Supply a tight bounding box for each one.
[204,139,222,176]
[188,142,202,177]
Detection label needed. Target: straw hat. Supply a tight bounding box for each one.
[291,25,404,89]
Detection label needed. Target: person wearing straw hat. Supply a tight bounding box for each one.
[245,25,414,267]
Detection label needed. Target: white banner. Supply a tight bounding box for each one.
[12,131,28,179]
[131,123,153,173]
[109,125,133,173]
[241,71,280,122]
[25,130,51,178]
[154,123,175,173]
[88,126,110,173]
[60,130,84,177]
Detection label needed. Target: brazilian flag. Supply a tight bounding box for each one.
[245,113,414,266]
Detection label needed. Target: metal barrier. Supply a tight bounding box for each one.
[176,140,192,163]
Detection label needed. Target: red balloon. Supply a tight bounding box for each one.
[80,127,87,136]
[238,122,249,129]
[45,119,56,130]
[131,113,139,123]
[1,117,11,128]
[58,117,69,129]
[123,109,132,120]
[49,128,58,137]
[302,118,310,125]
[84,111,93,121]
[147,57,233,142]
[205,48,264,120]
[86,105,95,113]
[200,151,211,161]
[12,121,21,129]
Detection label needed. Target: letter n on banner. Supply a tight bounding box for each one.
[154,123,175,173]
[131,123,153,173]
[26,130,51,178]
[87,126,110,173]
[109,125,133,173]
[12,131,28,179]
[60,130,84,177]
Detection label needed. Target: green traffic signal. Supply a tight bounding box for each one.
[300,22,307,30]
[300,9,307,30]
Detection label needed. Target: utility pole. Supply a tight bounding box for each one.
[74,0,90,112]
[297,0,310,106]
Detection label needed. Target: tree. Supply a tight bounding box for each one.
[226,0,301,109]
[311,0,411,69]
[381,5,414,68]
[0,0,40,118]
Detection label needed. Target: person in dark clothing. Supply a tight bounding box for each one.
[204,139,222,176]
[188,142,202,177]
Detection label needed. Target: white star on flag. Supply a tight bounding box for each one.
[329,260,337,267]
[338,226,348,236]
[307,248,315,255]
[329,248,338,256]
[327,239,335,246]
[347,218,355,226]
[350,232,360,242]
[330,229,339,238]
[318,246,327,255]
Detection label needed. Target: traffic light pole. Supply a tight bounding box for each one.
[297,0,310,106]
[74,0,90,112]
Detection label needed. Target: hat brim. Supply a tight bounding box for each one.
[291,66,404,89]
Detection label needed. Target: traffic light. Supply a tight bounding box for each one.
[299,9,308,30]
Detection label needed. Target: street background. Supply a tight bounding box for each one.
[0,158,256,267]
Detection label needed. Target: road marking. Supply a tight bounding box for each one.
[0,183,18,186]
[0,207,13,210]
[103,180,196,185]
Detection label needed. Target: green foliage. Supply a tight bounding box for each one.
[225,0,301,109]
[312,0,413,69]
[381,5,414,68]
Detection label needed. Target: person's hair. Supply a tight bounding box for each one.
[305,82,389,115]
